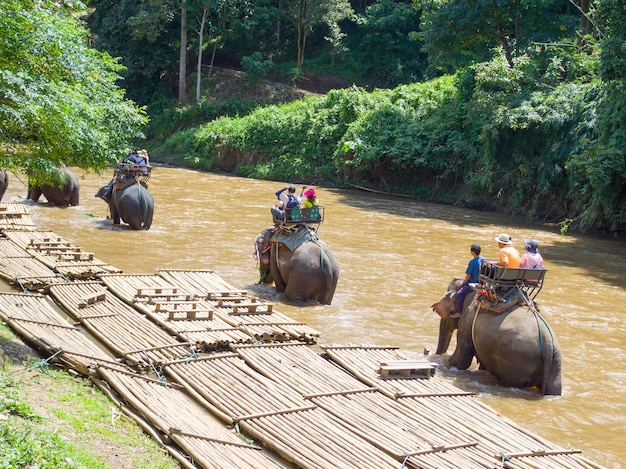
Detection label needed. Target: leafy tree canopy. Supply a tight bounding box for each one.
[0,0,148,181]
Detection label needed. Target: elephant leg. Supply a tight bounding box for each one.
[28,186,42,202]
[110,200,120,225]
[449,311,476,370]
[69,188,79,206]
[143,204,153,230]
[270,244,286,292]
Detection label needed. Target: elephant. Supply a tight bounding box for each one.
[27,166,79,206]
[431,278,562,395]
[96,179,154,230]
[0,170,8,201]
[254,225,339,305]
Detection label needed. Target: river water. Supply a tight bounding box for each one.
[2,166,624,468]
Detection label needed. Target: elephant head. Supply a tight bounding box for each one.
[27,165,79,206]
[431,277,467,355]
[254,227,275,285]
[432,279,562,395]
[0,170,8,201]
[255,225,339,305]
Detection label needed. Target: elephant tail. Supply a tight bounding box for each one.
[536,310,562,396]
[319,245,337,305]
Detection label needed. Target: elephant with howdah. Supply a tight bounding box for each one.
[254,225,339,305]
[431,278,562,395]
[27,166,79,206]
[96,179,154,230]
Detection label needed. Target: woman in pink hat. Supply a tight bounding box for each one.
[302,187,319,208]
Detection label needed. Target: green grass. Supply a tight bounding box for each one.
[0,324,179,469]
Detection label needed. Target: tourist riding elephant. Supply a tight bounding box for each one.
[96,179,154,230]
[254,225,339,305]
[431,278,562,395]
[0,170,8,201]
[27,166,79,206]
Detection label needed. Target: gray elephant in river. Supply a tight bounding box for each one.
[96,179,154,230]
[27,166,79,206]
[254,225,339,305]
[431,278,562,395]
[0,170,8,201]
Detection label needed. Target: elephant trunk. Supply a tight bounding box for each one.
[435,317,454,355]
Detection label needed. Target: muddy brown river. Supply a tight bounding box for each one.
[2,166,624,468]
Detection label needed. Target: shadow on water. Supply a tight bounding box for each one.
[330,187,626,292]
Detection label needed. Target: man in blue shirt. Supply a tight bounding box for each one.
[452,244,483,318]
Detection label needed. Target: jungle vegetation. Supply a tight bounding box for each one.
[2,0,626,232]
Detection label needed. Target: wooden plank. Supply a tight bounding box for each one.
[136,287,179,296]
[379,361,436,378]
[78,291,106,307]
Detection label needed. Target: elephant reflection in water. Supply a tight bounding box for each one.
[254,225,339,305]
[431,278,562,395]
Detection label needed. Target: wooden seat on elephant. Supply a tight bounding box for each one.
[282,206,324,226]
[479,263,547,300]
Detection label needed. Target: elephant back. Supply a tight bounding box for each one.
[270,225,323,252]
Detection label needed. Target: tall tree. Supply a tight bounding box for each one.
[415,0,578,74]
[88,0,179,104]
[283,0,353,70]
[179,0,188,103]
[0,0,147,179]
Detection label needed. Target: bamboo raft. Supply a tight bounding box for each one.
[0,203,36,230]
[157,269,320,343]
[94,364,286,469]
[0,292,116,374]
[0,202,606,469]
[0,238,66,290]
[48,281,195,369]
[100,273,254,350]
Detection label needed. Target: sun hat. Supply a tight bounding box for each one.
[494,233,513,245]
[524,240,539,253]
[304,188,316,197]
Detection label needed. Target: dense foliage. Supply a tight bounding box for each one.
[145,1,626,233]
[0,0,147,183]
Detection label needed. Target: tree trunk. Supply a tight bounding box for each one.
[178,1,187,104]
[196,7,207,102]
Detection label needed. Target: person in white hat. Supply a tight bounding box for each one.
[492,233,520,268]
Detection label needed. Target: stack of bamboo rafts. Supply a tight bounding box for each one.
[157,269,320,343]
[0,203,36,231]
[3,230,122,279]
[48,282,194,369]
[100,273,253,350]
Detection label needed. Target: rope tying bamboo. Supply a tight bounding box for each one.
[0,348,63,382]
[141,348,167,385]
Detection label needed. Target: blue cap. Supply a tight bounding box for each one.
[524,240,539,253]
